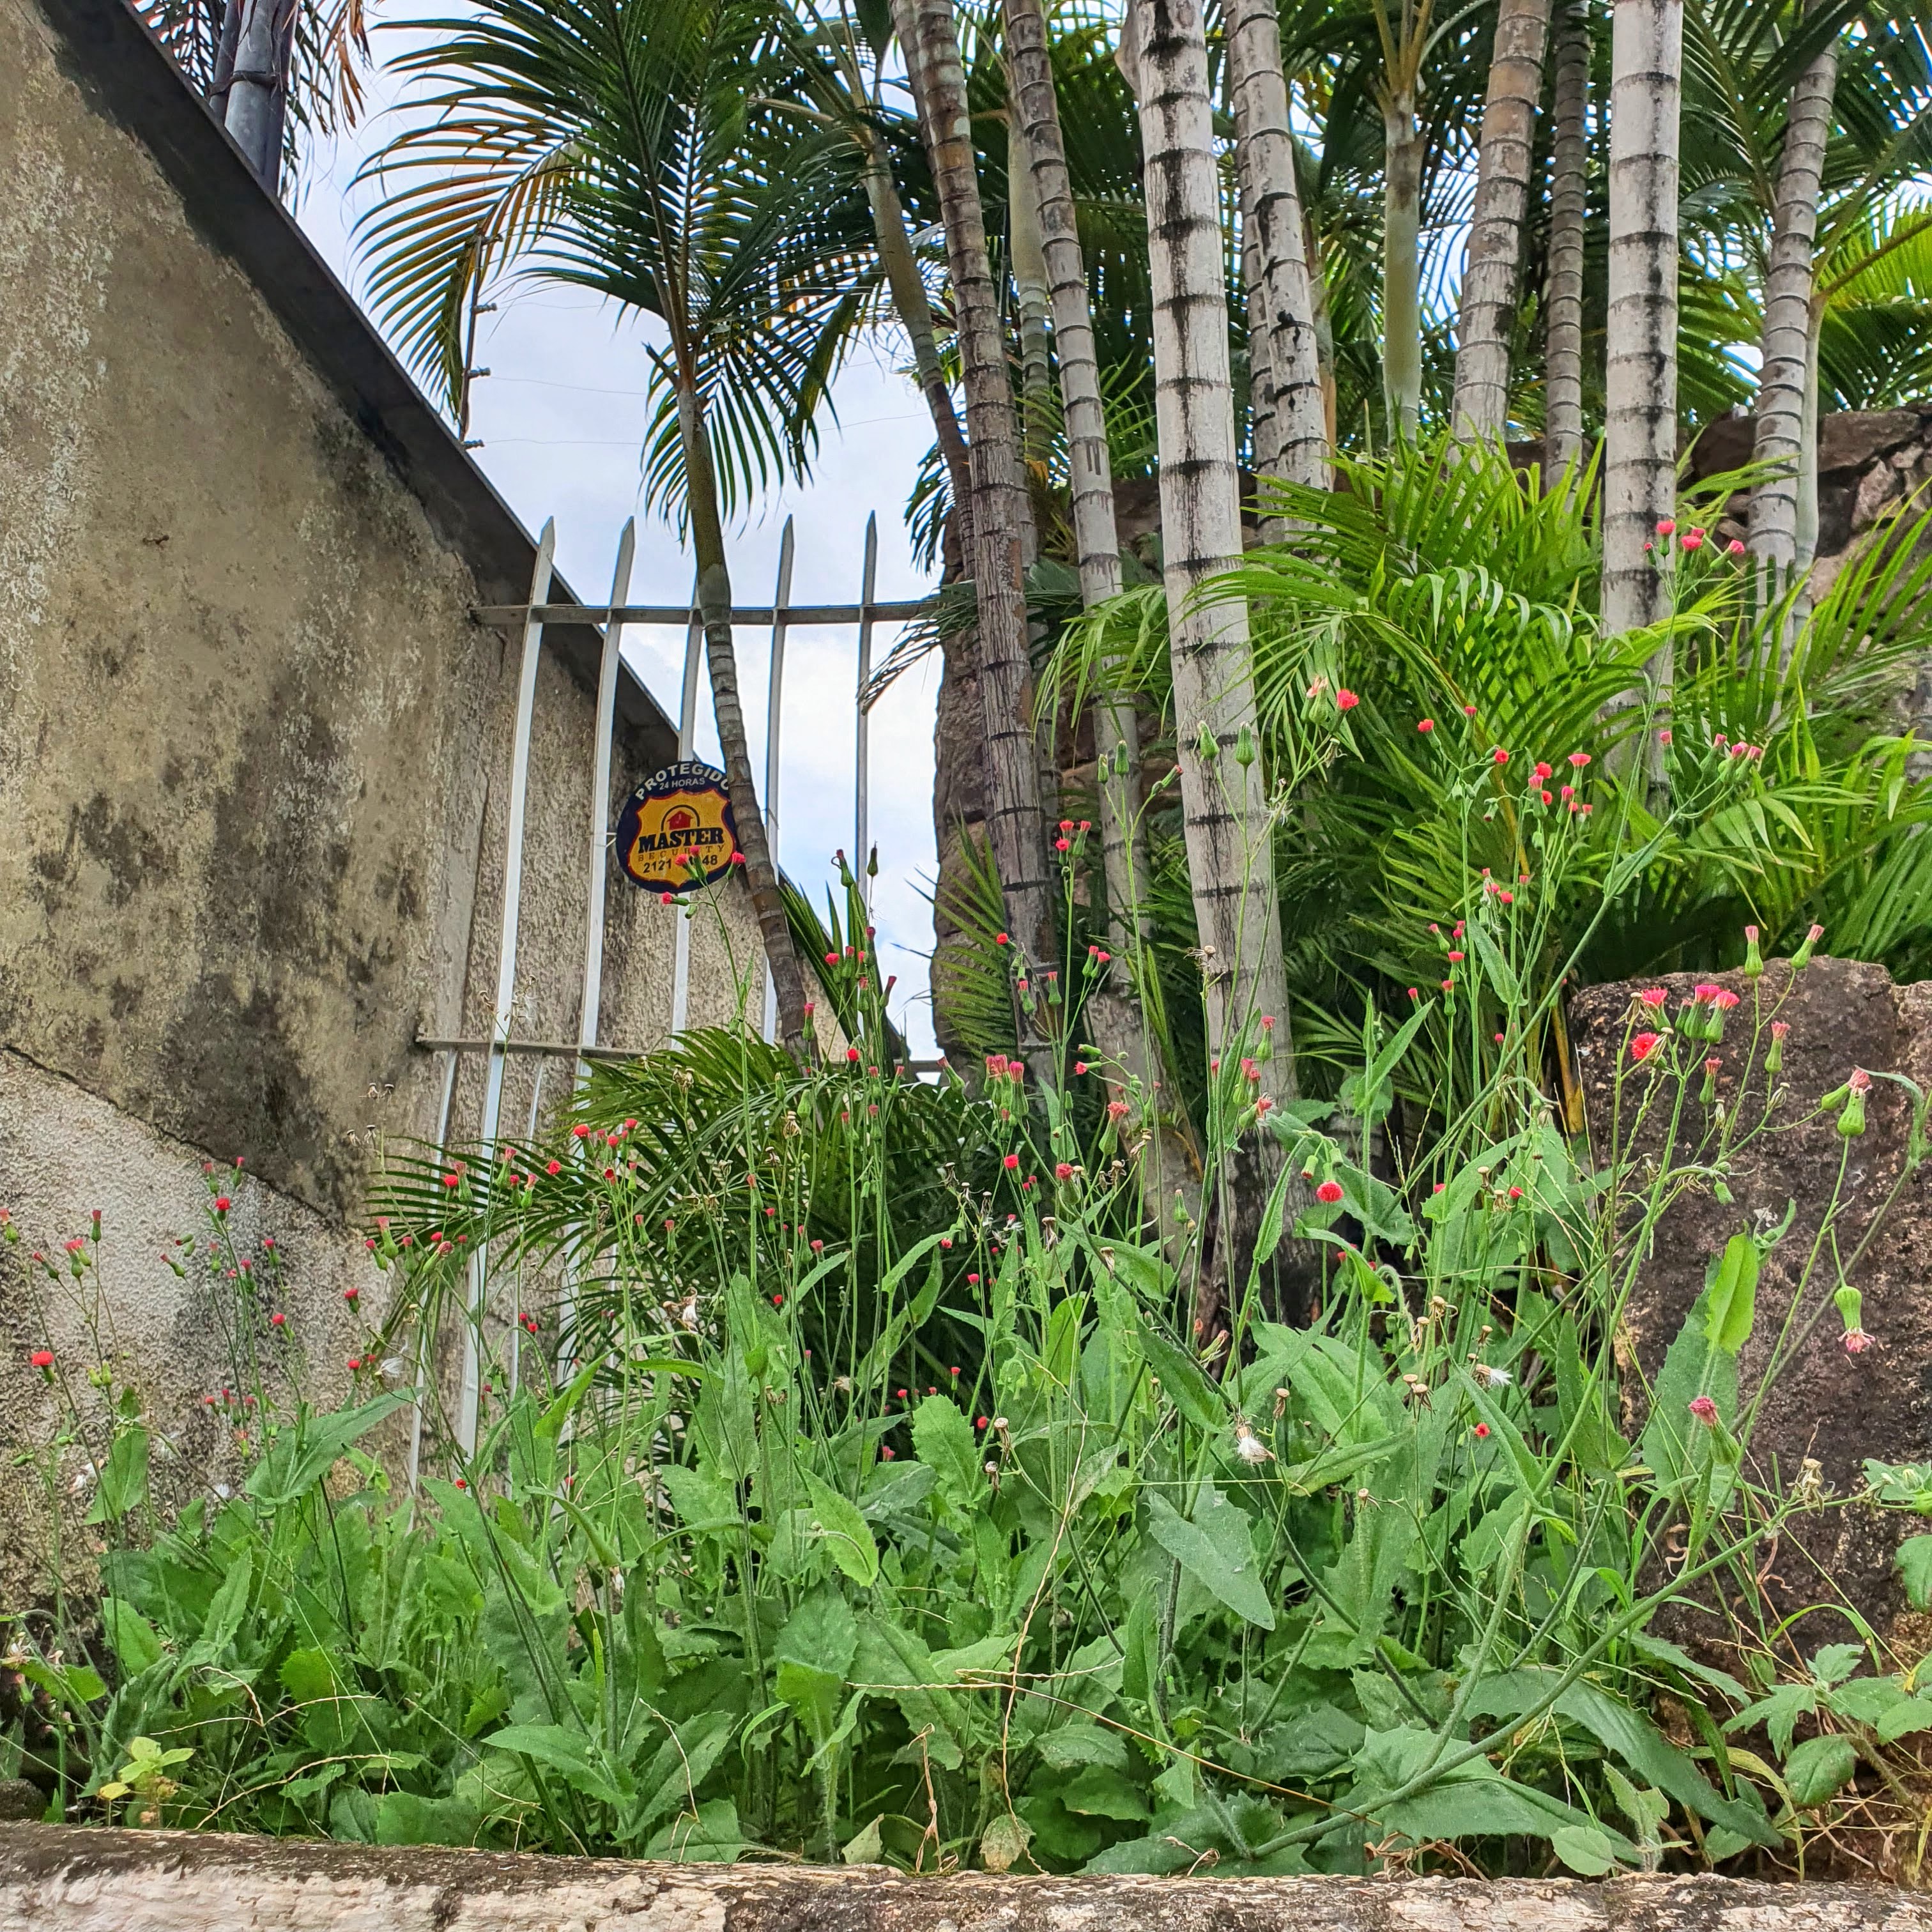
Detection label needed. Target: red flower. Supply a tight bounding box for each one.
[847,1046,861,1062]
[572,1123,592,1139]
[1638,987,1667,1008]
[1492,747,1510,765]
[1473,1423,1491,1439]
[1688,1395,1718,1425]
[1055,838,1071,852]
[730,852,747,866]
[1508,1186,1524,1200]
[1446,950,1464,963]
[454,1476,467,1490]
[1107,1099,1129,1120]
[213,1196,231,1213]
[967,1273,981,1285]
[546,1159,561,1176]
[1657,518,1676,536]
[1055,1162,1075,1181]
[270,1312,286,1328]
[346,1356,361,1371]
[1568,751,1590,769]
[1462,703,1478,717]
[1003,1153,1020,1170]
[1418,717,1434,733]
[342,1286,358,1303]
[1336,689,1360,710]
[1713,988,1739,1011]
[661,892,675,905]
[1630,1032,1662,1062]
[1771,1021,1790,1040]
[772,1294,784,1308]
[1315,1179,1344,1204]
[1533,762,1552,781]
[1728,539,1746,556]
[1682,529,1705,551]
[29,1350,53,1370]
[995,932,1010,946]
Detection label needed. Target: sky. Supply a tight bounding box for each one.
[291,50,945,1057]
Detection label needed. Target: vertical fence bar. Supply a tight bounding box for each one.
[762,518,795,1043]
[670,565,703,1035]
[555,519,635,1384]
[854,512,878,917]
[458,518,555,1456]
[406,1043,464,1495]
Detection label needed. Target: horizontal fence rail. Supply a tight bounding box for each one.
[473,599,928,629]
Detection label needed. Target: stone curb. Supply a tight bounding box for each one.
[0,1826,1927,1932]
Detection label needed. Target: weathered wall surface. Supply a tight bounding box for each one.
[1569,958,1932,1660]
[0,0,759,1590]
[4,1826,1932,1932]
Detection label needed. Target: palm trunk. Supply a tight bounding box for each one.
[1127,0,1305,1319]
[1228,0,1328,509]
[1006,0,1197,1236]
[1542,0,1589,471]
[677,385,811,1057]
[1450,0,1552,442]
[223,0,292,189]
[1007,118,1054,470]
[1244,218,1280,478]
[857,123,975,538]
[1747,32,1838,602]
[1381,91,1424,440]
[896,0,1056,985]
[1602,0,1682,723]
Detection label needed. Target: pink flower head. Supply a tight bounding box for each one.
[1713,989,1740,1011]
[1463,703,1478,717]
[1003,1153,1020,1170]
[29,1350,53,1370]
[1336,689,1360,711]
[847,1046,861,1062]
[270,1312,286,1328]
[1568,752,1591,769]
[1315,1180,1344,1204]
[1771,1021,1790,1040]
[1705,1057,1722,1076]
[995,931,1009,946]
[1418,717,1435,733]
[1728,539,1746,556]
[1682,528,1705,551]
[1055,1162,1075,1181]
[1638,988,1668,1008]
[1849,1066,1873,1094]
[1659,728,1673,745]
[1844,1329,1876,1354]
[1534,762,1552,782]
[1630,1032,1662,1062]
[1688,1395,1719,1425]
[1492,747,1510,765]
[1260,1014,1276,1031]
[213,1196,231,1213]
[1657,519,1676,537]
[1107,1099,1129,1120]
[1690,983,1722,1005]
[1055,837,1071,852]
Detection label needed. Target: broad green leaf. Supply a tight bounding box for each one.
[1144,1486,1275,1630]
[1898,1535,1932,1609]
[1059,1765,1149,1820]
[244,1394,410,1507]
[910,1395,982,1510]
[647,1796,743,1862]
[1137,1326,1223,1432]
[1782,1733,1857,1807]
[1037,1721,1130,1772]
[803,1471,879,1586]
[1704,1235,1760,1355]
[1551,1825,1621,1874]
[84,1426,150,1524]
[100,1598,162,1676]
[486,1722,629,1808]
[659,1462,742,1536]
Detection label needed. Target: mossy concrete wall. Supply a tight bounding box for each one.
[0,0,760,1595]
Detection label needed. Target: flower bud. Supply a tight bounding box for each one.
[1837,1067,1871,1137]
[1765,1019,1788,1075]
[1233,724,1257,767]
[1792,922,1823,969]
[1742,924,1763,979]
[1196,721,1219,763]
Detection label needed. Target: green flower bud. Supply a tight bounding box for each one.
[1233,724,1257,768]
[1742,924,1763,978]
[1792,921,1823,969]
[1196,721,1219,763]
[1837,1068,1871,1137]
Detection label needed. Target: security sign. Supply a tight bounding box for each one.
[615,761,740,893]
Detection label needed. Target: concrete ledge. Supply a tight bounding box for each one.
[0,1828,1926,1932]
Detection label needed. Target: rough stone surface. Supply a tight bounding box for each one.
[1568,958,1932,1659]
[0,0,760,1588]
[3,1827,1929,1932]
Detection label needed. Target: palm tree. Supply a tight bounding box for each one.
[1369,0,1435,438]
[1448,0,1552,441]
[1602,0,1684,681]
[1228,0,1328,503]
[1746,24,1839,604]
[1124,0,1301,1308]
[358,0,851,1056]
[893,0,1058,990]
[1004,0,1197,1229]
[1542,0,1590,469]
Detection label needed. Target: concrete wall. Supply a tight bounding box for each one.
[0,0,760,1596]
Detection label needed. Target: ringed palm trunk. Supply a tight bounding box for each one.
[1449,0,1552,442]
[1228,0,1328,509]
[223,0,295,188]
[1602,0,1682,751]
[895,0,1057,999]
[1381,88,1425,440]
[677,384,811,1057]
[1007,118,1055,468]
[1747,31,1839,608]
[1126,0,1305,1319]
[1542,0,1590,471]
[1006,0,1197,1239]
